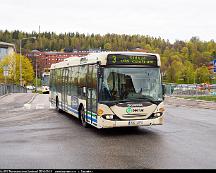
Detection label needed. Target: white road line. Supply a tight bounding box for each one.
[36,104,45,109]
[26,93,39,104]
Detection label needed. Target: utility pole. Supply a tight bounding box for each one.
[19,39,22,86]
[35,25,40,92]
[35,53,38,92]
[3,65,9,94]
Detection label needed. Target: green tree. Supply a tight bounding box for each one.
[104,42,112,51]
[1,30,216,85]
[195,66,210,83]
[0,53,34,85]
[33,78,42,87]
[166,60,184,83]
[182,61,195,84]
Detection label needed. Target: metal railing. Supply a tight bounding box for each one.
[164,84,216,96]
[0,84,27,96]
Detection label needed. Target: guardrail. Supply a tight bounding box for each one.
[0,84,27,96]
[164,84,216,96]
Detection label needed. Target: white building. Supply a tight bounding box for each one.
[0,42,16,61]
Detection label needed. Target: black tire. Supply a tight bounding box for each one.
[79,106,89,128]
[56,98,62,112]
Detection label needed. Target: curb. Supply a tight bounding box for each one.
[0,93,10,100]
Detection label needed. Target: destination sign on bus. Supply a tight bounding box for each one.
[107,54,158,66]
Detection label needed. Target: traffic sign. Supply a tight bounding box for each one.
[214,60,216,73]
[3,65,9,71]
[3,65,9,76]
[3,71,9,76]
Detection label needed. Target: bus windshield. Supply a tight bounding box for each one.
[99,67,163,103]
[42,74,50,86]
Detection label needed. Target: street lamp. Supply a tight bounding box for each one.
[34,53,40,92]
[19,37,36,86]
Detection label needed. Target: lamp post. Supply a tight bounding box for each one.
[19,37,36,86]
[35,53,39,92]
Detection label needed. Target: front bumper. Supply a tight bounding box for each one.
[97,115,164,128]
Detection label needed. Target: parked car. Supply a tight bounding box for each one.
[209,84,216,89]
[26,85,35,90]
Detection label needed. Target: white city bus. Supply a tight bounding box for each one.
[41,69,50,94]
[49,52,165,128]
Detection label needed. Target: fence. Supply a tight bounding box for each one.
[0,84,27,96]
[164,84,216,96]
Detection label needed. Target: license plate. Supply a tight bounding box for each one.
[128,120,144,126]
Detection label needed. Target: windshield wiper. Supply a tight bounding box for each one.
[99,99,131,106]
[135,96,160,105]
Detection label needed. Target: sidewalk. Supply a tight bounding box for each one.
[164,95,216,110]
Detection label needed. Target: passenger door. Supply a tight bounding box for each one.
[86,64,98,124]
[62,68,69,110]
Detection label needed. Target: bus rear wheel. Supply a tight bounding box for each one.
[56,98,62,112]
[79,106,89,128]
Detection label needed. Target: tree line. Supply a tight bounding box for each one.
[0,30,216,84]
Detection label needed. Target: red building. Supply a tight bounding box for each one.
[27,50,89,77]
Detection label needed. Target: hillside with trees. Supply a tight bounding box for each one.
[0,30,216,84]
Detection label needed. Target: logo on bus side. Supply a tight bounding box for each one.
[71,96,79,109]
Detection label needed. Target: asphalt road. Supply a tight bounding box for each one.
[0,93,216,169]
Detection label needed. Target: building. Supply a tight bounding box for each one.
[27,50,89,77]
[0,42,16,61]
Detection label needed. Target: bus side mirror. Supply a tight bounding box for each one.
[83,87,86,94]
[98,67,103,78]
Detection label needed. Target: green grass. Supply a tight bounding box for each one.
[180,96,216,102]
[32,90,43,94]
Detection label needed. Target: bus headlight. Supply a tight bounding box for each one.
[154,112,162,117]
[102,114,114,120]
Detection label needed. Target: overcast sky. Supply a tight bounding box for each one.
[0,0,216,43]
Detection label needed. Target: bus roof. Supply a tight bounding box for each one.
[50,51,161,69]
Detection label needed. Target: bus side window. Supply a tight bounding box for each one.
[68,67,72,96]
[71,66,78,96]
[64,67,69,96]
[78,65,87,99]
[56,69,60,93]
[59,68,63,93]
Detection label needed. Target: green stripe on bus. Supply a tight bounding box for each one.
[85,111,97,117]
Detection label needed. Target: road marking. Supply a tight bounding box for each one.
[24,104,31,109]
[36,104,45,109]
[26,93,39,104]
[49,102,55,109]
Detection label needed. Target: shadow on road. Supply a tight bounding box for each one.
[57,110,160,137]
